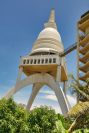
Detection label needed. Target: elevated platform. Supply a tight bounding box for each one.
[20,54,68,81]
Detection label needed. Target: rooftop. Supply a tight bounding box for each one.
[81,10,89,18]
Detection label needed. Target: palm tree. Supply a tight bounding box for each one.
[67,76,89,133]
[68,101,89,133]
[70,75,89,101]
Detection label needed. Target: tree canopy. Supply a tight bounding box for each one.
[0,98,59,133]
[0,95,89,133]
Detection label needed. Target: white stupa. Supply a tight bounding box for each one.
[4,9,69,115]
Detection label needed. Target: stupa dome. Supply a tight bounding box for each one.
[31,10,64,55]
[38,27,62,42]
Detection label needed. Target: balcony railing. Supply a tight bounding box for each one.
[20,55,60,66]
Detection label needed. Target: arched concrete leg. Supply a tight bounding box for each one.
[63,81,66,94]
[4,73,69,115]
[26,83,43,111]
[63,81,71,108]
[46,77,69,115]
[56,65,61,82]
[5,86,16,99]
[4,67,23,99]
[16,67,23,84]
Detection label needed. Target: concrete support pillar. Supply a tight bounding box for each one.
[15,67,23,93]
[26,83,43,111]
[63,81,66,95]
[63,81,71,109]
[56,65,61,82]
[4,67,23,99]
[4,73,69,115]
[56,56,61,82]
[16,67,23,85]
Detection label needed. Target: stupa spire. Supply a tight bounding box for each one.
[44,9,57,29]
[49,9,55,23]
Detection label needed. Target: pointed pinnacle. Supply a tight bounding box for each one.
[44,9,57,29]
[49,9,55,23]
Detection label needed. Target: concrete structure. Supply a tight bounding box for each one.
[77,11,89,83]
[4,10,69,115]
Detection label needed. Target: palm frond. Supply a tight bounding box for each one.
[67,101,89,117]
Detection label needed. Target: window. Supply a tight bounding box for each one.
[30,59,33,64]
[41,59,44,64]
[49,58,52,63]
[38,59,40,64]
[23,60,26,64]
[45,59,48,63]
[34,59,36,64]
[27,59,29,64]
[53,58,56,63]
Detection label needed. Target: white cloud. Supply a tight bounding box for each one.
[39,89,54,95]
[66,94,77,107]
[44,94,57,102]
[13,86,77,114]
[40,89,77,107]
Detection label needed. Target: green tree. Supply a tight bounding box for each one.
[52,120,68,133]
[57,113,71,129]
[67,76,89,132]
[0,98,29,133]
[73,129,89,133]
[28,106,57,133]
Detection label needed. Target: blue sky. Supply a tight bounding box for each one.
[0,0,89,113]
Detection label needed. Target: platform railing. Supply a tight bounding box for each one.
[20,54,60,66]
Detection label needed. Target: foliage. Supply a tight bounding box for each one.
[52,120,68,133]
[0,98,61,133]
[28,106,57,133]
[67,76,89,132]
[72,129,89,133]
[0,97,89,133]
[57,113,71,129]
[70,75,89,101]
[0,98,29,133]
[68,101,89,117]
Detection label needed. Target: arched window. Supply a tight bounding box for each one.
[42,59,44,64]
[45,59,48,63]
[53,58,56,63]
[23,60,26,64]
[27,59,29,64]
[34,59,36,64]
[49,58,52,63]
[38,59,40,64]
[30,59,33,64]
